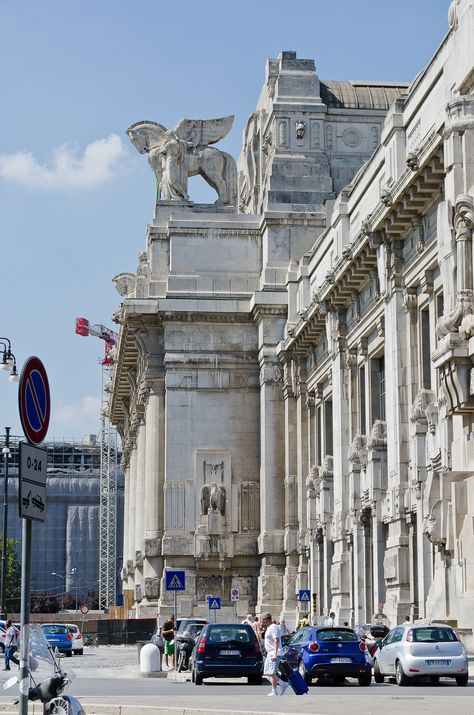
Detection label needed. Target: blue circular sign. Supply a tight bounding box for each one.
[18,356,51,445]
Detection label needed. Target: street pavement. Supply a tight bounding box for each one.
[0,646,472,715]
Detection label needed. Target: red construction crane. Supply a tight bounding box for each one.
[75,318,118,365]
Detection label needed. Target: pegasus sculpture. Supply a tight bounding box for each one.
[127,115,237,206]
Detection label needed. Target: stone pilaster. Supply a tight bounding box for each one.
[133,418,146,603]
[143,381,165,605]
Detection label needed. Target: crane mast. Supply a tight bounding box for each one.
[75,317,119,610]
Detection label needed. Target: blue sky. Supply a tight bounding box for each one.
[0,0,449,440]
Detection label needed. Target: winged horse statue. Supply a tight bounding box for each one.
[126,115,237,206]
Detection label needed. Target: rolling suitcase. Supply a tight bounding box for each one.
[278,659,309,695]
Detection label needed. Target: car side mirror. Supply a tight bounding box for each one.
[378,641,383,649]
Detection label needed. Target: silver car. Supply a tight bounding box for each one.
[373,623,469,686]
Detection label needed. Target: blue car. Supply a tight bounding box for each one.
[283,626,372,686]
[40,623,73,657]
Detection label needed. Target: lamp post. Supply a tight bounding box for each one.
[0,427,11,619]
[71,568,78,613]
[51,572,66,612]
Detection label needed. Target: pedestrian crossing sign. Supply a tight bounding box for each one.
[208,597,221,609]
[299,589,311,602]
[165,570,186,591]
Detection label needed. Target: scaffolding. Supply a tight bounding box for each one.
[75,317,119,610]
[99,363,118,610]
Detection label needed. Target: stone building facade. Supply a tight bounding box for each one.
[110,0,474,638]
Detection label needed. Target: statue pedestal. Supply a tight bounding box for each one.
[207,511,223,535]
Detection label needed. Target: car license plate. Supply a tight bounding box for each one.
[220,649,240,656]
[426,659,451,666]
[330,657,351,663]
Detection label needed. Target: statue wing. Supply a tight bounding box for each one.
[174,116,234,147]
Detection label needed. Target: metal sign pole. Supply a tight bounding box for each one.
[19,518,32,715]
[173,590,177,630]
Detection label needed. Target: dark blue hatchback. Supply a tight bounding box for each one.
[190,623,263,685]
[283,626,372,686]
[40,623,73,657]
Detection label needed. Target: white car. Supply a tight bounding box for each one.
[66,623,84,655]
[373,623,468,686]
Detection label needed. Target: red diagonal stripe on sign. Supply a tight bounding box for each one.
[27,372,45,429]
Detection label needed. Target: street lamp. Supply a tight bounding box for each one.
[0,339,19,383]
[51,572,66,612]
[0,427,11,619]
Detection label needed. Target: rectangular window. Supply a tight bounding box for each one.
[324,400,333,456]
[359,366,366,435]
[371,357,385,422]
[317,405,323,465]
[421,309,431,389]
[379,359,385,421]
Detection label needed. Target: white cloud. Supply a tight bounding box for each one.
[0,134,126,190]
[49,395,102,439]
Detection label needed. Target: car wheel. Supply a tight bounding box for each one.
[455,674,469,686]
[373,660,384,683]
[66,651,72,658]
[298,659,312,685]
[395,661,408,686]
[358,673,372,686]
[430,676,439,685]
[194,671,203,685]
[334,675,345,684]
[248,676,262,685]
[0,644,4,654]
[75,649,83,656]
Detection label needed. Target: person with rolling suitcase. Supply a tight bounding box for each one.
[278,658,309,695]
[261,613,288,696]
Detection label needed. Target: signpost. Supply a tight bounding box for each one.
[299,589,311,603]
[165,570,186,630]
[18,357,50,715]
[230,587,239,618]
[19,442,47,522]
[208,596,221,623]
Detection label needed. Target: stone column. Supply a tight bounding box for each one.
[330,313,351,621]
[383,236,411,623]
[254,303,287,617]
[127,443,138,593]
[281,356,299,624]
[121,460,131,591]
[133,418,146,602]
[295,363,309,600]
[143,381,165,604]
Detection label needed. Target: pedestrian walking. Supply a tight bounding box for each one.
[324,611,336,627]
[3,620,19,671]
[262,612,288,696]
[161,615,175,671]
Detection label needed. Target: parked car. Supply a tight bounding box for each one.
[176,618,207,636]
[40,623,73,657]
[66,623,84,655]
[373,623,469,686]
[190,622,263,685]
[283,626,372,686]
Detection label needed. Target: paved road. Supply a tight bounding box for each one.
[0,646,472,715]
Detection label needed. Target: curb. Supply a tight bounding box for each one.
[0,706,296,715]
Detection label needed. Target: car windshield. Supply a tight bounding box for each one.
[41,625,68,635]
[318,629,357,642]
[412,627,458,642]
[207,626,252,643]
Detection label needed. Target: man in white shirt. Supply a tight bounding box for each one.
[3,620,19,671]
[324,611,336,627]
[262,612,288,696]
